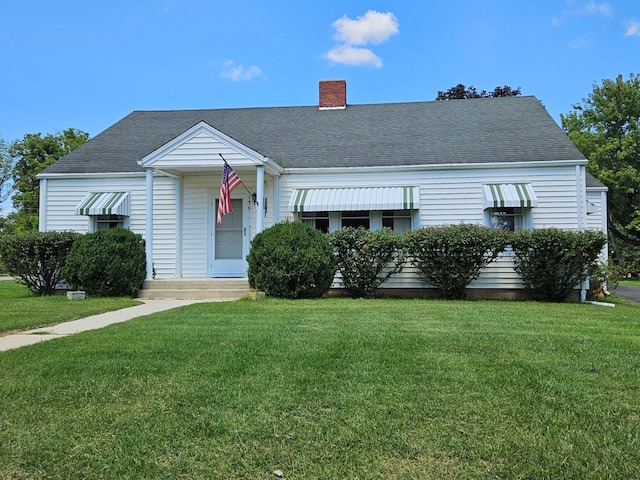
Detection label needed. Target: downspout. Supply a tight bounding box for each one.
[577,165,588,302]
[601,189,610,295]
[601,190,608,256]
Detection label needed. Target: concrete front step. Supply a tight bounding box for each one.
[138,278,251,300]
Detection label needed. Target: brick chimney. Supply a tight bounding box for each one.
[319,80,346,110]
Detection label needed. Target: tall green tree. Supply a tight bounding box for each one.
[9,128,89,230]
[561,74,640,246]
[0,138,12,208]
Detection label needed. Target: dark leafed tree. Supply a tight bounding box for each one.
[561,74,640,247]
[436,83,521,100]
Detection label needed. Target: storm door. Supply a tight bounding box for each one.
[208,194,249,277]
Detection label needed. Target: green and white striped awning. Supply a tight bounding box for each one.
[483,183,537,209]
[290,186,418,213]
[75,192,130,216]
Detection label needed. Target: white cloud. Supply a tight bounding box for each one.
[626,18,640,37]
[552,1,612,26]
[569,37,589,48]
[324,45,383,68]
[220,61,263,81]
[584,1,612,16]
[324,10,398,68]
[332,10,399,46]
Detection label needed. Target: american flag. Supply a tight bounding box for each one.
[217,161,241,224]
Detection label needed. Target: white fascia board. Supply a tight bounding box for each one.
[37,172,146,180]
[283,159,587,175]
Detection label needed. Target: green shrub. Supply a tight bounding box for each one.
[610,241,640,279]
[0,231,80,295]
[511,228,607,302]
[63,228,146,297]
[247,221,336,299]
[403,224,510,300]
[328,227,403,298]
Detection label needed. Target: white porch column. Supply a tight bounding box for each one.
[256,165,265,233]
[273,175,280,223]
[175,176,183,277]
[145,169,154,280]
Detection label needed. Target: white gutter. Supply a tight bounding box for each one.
[37,172,146,180]
[284,159,588,175]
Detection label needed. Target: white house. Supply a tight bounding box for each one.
[38,80,607,298]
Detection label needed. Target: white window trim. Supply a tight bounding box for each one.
[483,207,533,231]
[299,209,418,233]
[89,215,130,233]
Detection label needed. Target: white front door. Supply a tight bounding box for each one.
[209,193,250,277]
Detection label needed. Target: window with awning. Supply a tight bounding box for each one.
[483,183,537,209]
[290,186,418,213]
[483,184,537,231]
[75,192,130,216]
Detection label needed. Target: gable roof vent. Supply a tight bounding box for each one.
[319,80,347,110]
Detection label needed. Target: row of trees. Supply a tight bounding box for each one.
[435,83,522,100]
[0,129,89,233]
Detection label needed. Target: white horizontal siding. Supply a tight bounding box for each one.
[586,191,606,233]
[43,162,587,290]
[182,175,210,277]
[280,164,581,290]
[43,175,177,279]
[44,177,146,234]
[149,180,177,278]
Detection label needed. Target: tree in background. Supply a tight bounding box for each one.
[561,74,640,249]
[436,83,521,100]
[0,138,12,208]
[6,128,89,232]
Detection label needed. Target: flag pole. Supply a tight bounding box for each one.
[219,153,258,204]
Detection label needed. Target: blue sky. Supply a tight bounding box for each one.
[0,0,638,144]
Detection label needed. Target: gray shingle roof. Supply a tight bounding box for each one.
[42,95,585,175]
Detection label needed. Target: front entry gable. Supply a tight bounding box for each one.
[137,121,283,176]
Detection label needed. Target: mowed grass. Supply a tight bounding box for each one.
[619,277,640,287]
[0,281,140,334]
[1,297,639,479]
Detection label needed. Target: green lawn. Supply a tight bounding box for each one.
[618,277,640,287]
[1,296,639,479]
[0,281,140,334]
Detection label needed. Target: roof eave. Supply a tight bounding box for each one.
[283,159,588,175]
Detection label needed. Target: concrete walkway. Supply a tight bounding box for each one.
[0,299,202,352]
